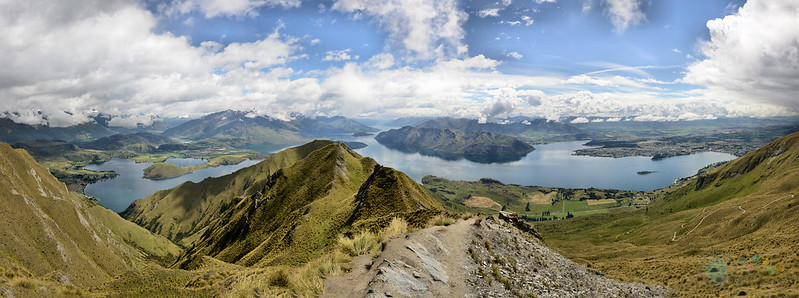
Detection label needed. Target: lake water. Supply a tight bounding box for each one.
[348,137,737,191]
[84,137,736,213]
[84,158,262,212]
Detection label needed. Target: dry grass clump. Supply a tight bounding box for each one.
[378,217,408,242]
[429,214,456,226]
[225,250,353,298]
[337,231,380,257]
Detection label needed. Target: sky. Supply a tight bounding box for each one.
[0,0,797,127]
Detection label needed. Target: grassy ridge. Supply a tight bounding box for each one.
[121,140,335,245]
[174,142,445,269]
[536,131,799,296]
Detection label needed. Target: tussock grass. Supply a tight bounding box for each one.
[429,214,456,226]
[337,231,380,257]
[378,217,408,242]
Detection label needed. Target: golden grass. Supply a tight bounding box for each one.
[464,196,501,209]
[378,217,409,242]
[527,191,555,205]
[586,198,617,206]
[337,231,380,257]
[429,214,456,226]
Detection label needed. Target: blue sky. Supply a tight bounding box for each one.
[0,0,795,126]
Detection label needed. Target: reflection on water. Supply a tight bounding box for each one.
[84,158,262,212]
[165,157,206,167]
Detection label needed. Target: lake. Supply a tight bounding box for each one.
[85,138,736,213]
[84,158,262,212]
[348,137,736,191]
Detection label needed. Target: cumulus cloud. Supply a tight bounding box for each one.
[0,0,306,126]
[479,88,524,123]
[477,8,502,18]
[506,51,523,59]
[163,0,300,18]
[603,0,646,33]
[682,0,799,112]
[331,0,468,60]
[323,49,356,61]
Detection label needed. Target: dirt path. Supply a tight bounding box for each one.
[322,219,477,297]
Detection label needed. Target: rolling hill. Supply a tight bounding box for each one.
[375,126,535,163]
[536,130,799,296]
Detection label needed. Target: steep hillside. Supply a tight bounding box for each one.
[171,142,444,269]
[376,126,535,163]
[537,131,799,296]
[81,132,173,153]
[415,117,585,143]
[121,139,335,245]
[0,142,179,294]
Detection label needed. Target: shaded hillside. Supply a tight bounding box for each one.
[121,139,336,245]
[81,132,173,153]
[536,131,799,296]
[172,142,444,269]
[162,110,376,148]
[0,142,179,294]
[376,126,535,163]
[415,117,585,143]
[10,139,80,157]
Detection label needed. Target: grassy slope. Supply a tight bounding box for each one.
[536,131,799,296]
[174,143,444,269]
[121,140,335,245]
[0,142,179,295]
[422,175,645,217]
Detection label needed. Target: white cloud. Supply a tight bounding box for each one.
[479,88,524,123]
[521,15,534,26]
[323,49,354,61]
[535,0,557,3]
[477,8,502,18]
[571,117,589,123]
[506,51,523,60]
[603,0,646,33]
[164,0,300,18]
[331,0,468,60]
[682,0,799,112]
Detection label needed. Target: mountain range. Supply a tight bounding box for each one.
[162,110,377,149]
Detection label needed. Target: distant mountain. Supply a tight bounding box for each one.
[0,142,179,294]
[0,117,120,143]
[386,116,437,127]
[415,117,586,143]
[162,110,377,148]
[375,126,535,163]
[81,132,173,153]
[123,140,444,269]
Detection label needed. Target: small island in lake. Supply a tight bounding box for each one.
[637,170,657,175]
[375,126,535,163]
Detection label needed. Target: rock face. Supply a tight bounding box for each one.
[375,126,535,163]
[323,216,668,297]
